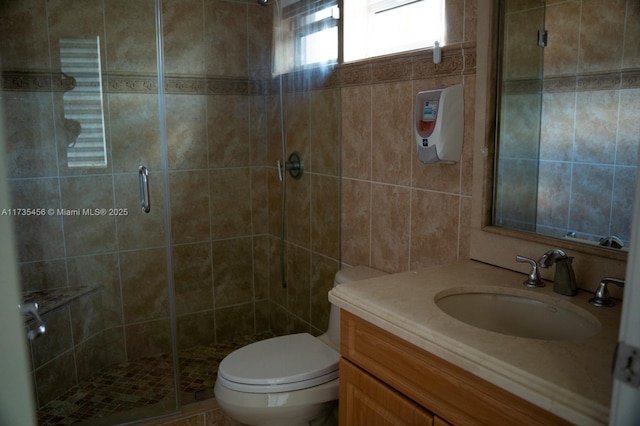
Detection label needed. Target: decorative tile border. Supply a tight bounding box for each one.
[1,70,261,96]
[507,69,640,95]
[1,46,483,95]
[106,73,158,93]
[1,69,342,96]
[0,70,76,92]
[502,79,543,94]
[339,44,475,87]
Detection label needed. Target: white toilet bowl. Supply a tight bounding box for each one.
[214,266,387,426]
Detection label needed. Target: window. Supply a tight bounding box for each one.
[273,0,339,75]
[344,0,445,62]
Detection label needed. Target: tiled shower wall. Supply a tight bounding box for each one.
[340,0,477,273]
[1,0,340,410]
[266,69,342,337]
[497,0,640,244]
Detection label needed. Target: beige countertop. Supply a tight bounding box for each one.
[328,260,622,425]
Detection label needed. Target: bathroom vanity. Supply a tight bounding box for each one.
[328,261,622,425]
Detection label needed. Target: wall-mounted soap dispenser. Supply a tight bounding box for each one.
[415,84,464,164]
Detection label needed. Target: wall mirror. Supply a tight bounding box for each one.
[493,0,640,252]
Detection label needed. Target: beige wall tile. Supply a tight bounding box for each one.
[286,172,311,247]
[166,94,208,170]
[503,5,544,80]
[537,161,571,230]
[570,163,614,236]
[170,170,211,244]
[105,0,157,74]
[162,0,205,75]
[34,350,77,407]
[284,91,311,160]
[120,247,169,323]
[215,304,254,342]
[208,95,250,168]
[60,175,117,257]
[370,183,411,273]
[446,0,465,44]
[617,88,640,166]
[371,81,413,186]
[177,311,216,348]
[341,85,373,180]
[410,189,461,270]
[540,92,576,162]
[253,236,270,300]
[544,1,580,76]
[9,178,63,262]
[341,178,371,267]
[251,167,269,235]
[250,96,269,167]
[3,93,57,179]
[210,168,252,239]
[309,88,340,175]
[311,175,340,259]
[109,93,162,173]
[623,0,640,68]
[578,0,626,73]
[47,0,106,69]
[0,0,51,69]
[212,237,254,307]
[310,254,339,333]
[125,319,173,359]
[287,245,311,322]
[173,242,213,316]
[204,1,248,77]
[67,254,123,328]
[574,90,618,164]
[19,260,67,292]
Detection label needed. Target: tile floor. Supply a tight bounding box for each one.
[37,332,274,425]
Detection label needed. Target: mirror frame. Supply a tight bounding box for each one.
[470,0,627,291]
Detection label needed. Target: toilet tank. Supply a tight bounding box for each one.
[323,266,387,349]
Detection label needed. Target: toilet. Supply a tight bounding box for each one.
[214,265,387,426]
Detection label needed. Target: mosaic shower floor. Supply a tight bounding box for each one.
[37,332,274,426]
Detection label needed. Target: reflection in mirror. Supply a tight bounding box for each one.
[60,37,107,168]
[494,0,640,249]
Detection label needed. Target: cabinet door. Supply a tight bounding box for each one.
[340,358,433,426]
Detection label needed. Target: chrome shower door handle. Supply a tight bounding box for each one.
[138,166,151,213]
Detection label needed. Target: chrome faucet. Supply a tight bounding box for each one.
[538,249,578,296]
[589,277,625,307]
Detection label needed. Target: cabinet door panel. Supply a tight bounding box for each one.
[340,358,433,426]
[340,311,571,425]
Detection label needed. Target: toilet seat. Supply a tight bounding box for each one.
[217,333,340,393]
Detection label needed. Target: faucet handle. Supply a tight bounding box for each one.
[516,255,544,287]
[589,277,625,307]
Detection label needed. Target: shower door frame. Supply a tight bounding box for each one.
[0,0,180,422]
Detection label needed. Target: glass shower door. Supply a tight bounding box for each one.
[494,0,546,232]
[0,0,178,423]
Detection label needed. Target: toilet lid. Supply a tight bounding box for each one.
[217,333,340,393]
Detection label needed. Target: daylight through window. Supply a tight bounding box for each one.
[344,0,445,62]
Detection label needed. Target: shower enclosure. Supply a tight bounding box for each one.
[0,0,341,423]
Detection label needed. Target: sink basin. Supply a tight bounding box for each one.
[435,287,601,340]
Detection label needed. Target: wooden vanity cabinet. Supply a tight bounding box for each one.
[340,357,434,425]
[339,311,571,426]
